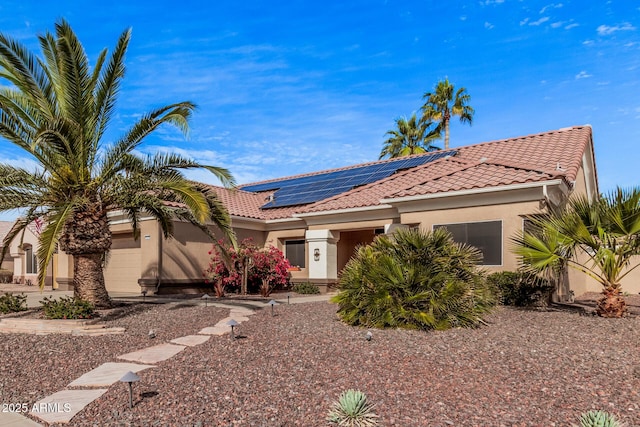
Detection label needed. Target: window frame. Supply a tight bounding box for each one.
[284,239,306,268]
[24,244,38,274]
[432,219,503,266]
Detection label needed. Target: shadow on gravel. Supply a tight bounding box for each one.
[95,303,154,322]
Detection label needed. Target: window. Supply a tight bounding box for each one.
[25,245,37,274]
[285,240,306,268]
[434,220,502,266]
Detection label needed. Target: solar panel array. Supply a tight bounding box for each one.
[240,150,456,209]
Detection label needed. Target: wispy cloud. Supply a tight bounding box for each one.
[484,22,494,30]
[540,3,563,14]
[597,22,636,36]
[528,17,550,26]
[575,70,592,79]
[479,0,504,5]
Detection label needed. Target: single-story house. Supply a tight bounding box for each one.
[0,220,54,286]
[48,125,638,298]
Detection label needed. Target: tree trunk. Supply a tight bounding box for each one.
[73,253,112,308]
[444,117,450,150]
[596,284,627,318]
[242,262,248,295]
[58,203,113,308]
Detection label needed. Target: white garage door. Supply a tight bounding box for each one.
[104,248,141,294]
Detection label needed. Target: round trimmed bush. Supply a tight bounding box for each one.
[332,227,497,330]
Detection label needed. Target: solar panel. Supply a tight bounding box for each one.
[240,150,455,208]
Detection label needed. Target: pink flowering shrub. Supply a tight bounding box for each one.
[204,239,291,297]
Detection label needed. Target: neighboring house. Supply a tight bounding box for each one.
[0,220,53,286]
[0,221,15,277]
[54,125,625,297]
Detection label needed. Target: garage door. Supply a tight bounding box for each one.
[104,248,142,294]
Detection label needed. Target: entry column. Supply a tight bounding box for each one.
[305,230,340,290]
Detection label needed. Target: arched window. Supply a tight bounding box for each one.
[24,245,37,274]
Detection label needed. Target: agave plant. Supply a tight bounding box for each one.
[326,389,379,427]
[577,410,623,427]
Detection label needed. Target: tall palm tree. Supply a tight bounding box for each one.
[513,188,640,318]
[379,113,440,159]
[0,20,235,307]
[421,78,474,150]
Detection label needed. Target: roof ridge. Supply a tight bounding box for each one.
[456,125,591,153]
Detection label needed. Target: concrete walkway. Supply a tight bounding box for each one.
[0,293,333,425]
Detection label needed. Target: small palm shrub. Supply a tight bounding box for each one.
[0,292,27,314]
[326,389,379,427]
[487,271,554,307]
[332,228,497,330]
[577,410,623,427]
[40,296,95,319]
[0,268,13,283]
[292,282,320,294]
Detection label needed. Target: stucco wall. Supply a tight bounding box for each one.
[400,200,541,273]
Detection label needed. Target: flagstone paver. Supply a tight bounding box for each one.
[170,334,211,346]
[0,411,43,426]
[117,343,186,364]
[68,362,154,387]
[198,325,229,335]
[30,388,108,424]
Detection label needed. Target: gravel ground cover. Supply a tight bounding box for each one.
[2,298,640,426]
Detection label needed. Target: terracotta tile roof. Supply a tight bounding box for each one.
[214,126,593,219]
[209,187,304,221]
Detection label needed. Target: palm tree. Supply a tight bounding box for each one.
[0,20,235,307]
[332,227,496,330]
[421,78,474,150]
[379,113,440,159]
[513,188,640,317]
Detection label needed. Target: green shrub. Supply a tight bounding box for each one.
[292,282,320,294]
[0,292,27,314]
[332,228,497,330]
[577,410,622,427]
[327,389,379,427]
[0,269,13,284]
[487,271,554,307]
[40,296,95,319]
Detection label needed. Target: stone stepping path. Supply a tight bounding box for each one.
[118,343,187,364]
[24,304,255,424]
[31,388,108,424]
[0,411,43,426]
[68,362,155,387]
[170,334,211,346]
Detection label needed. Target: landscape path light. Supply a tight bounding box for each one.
[141,289,147,303]
[119,371,140,409]
[227,319,239,340]
[268,299,278,316]
[202,293,211,307]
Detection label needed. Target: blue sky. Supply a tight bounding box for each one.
[0,1,638,220]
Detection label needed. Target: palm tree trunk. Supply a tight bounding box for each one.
[444,118,450,150]
[596,283,626,318]
[73,253,112,308]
